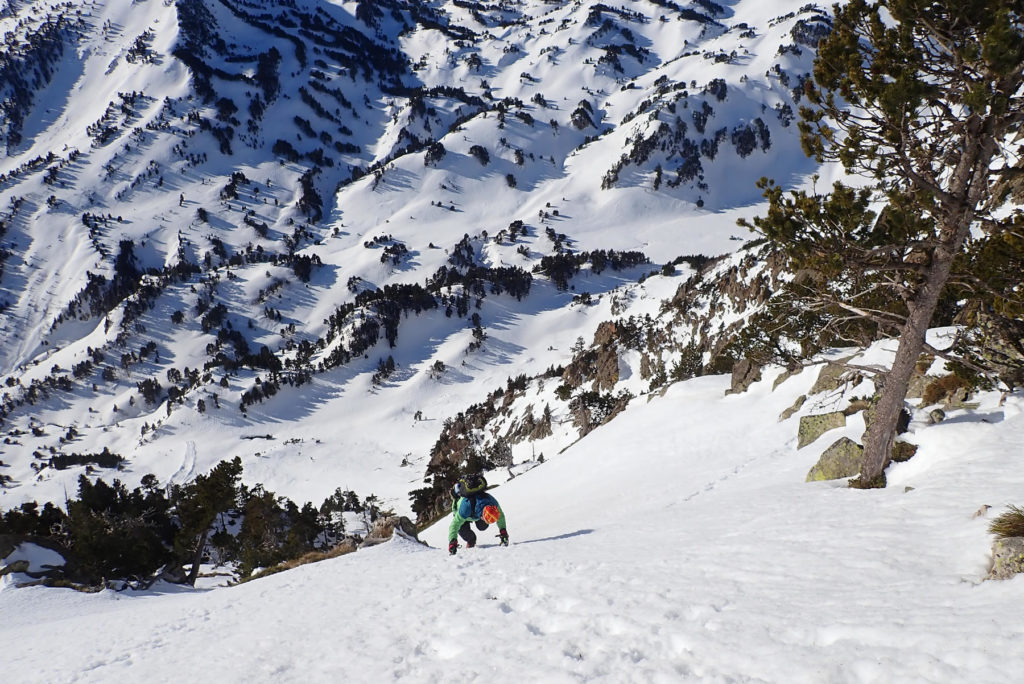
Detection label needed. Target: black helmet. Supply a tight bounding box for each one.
[454,473,487,497]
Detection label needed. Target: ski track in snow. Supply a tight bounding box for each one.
[168,440,197,486]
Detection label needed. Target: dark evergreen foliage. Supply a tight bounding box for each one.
[0,458,379,586]
[536,250,648,290]
[469,144,490,165]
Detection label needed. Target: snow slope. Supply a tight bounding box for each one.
[4,356,1023,683]
[3,3,1023,678]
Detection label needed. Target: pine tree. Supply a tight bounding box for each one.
[236,484,288,576]
[745,1,1024,486]
[65,475,174,584]
[172,457,242,585]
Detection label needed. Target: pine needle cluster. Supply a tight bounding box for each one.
[988,505,1024,539]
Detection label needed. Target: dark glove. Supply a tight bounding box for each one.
[498,529,509,547]
[449,540,458,555]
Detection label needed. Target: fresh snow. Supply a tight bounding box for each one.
[2,0,1023,680]
[4,359,1023,683]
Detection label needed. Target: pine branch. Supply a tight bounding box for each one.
[920,341,1003,383]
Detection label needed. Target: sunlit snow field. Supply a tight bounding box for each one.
[5,352,1023,683]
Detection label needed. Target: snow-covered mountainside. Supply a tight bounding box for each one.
[3,2,1024,680]
[0,0,829,510]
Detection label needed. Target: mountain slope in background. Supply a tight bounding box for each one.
[1,0,827,511]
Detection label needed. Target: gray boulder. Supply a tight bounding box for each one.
[891,441,918,463]
[0,559,29,577]
[772,366,803,391]
[806,437,864,482]
[779,394,806,422]
[906,369,930,399]
[798,411,846,449]
[989,537,1024,580]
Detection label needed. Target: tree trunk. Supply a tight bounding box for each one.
[186,527,209,587]
[858,230,968,485]
[858,106,1000,486]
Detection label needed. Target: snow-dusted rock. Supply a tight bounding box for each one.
[810,362,848,394]
[779,394,806,421]
[359,516,419,548]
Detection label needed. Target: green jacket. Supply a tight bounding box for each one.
[449,492,506,542]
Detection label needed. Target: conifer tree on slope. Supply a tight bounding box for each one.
[172,457,242,585]
[746,1,1024,486]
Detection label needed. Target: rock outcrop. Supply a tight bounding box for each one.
[359,516,420,548]
[797,412,846,449]
[989,537,1024,580]
[779,394,806,421]
[806,437,864,482]
[728,358,762,395]
[810,362,847,394]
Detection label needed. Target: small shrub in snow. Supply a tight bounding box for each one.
[469,144,490,165]
[424,141,446,166]
[571,106,594,130]
[989,505,1024,539]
